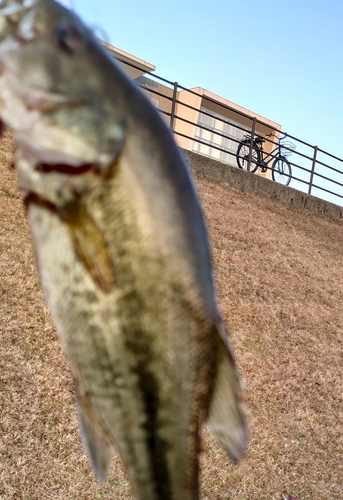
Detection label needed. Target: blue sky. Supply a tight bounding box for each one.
[64,0,343,161]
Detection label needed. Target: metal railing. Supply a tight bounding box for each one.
[115,54,343,207]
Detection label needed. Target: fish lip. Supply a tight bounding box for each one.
[35,162,96,175]
[0,62,88,112]
[16,83,88,112]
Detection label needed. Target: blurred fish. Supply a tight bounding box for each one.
[0,1,248,498]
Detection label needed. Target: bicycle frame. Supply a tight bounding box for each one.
[243,131,288,171]
[255,143,280,169]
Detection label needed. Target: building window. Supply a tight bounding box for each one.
[135,75,160,90]
[150,97,159,108]
[193,108,248,166]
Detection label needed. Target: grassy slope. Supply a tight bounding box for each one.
[1,130,342,499]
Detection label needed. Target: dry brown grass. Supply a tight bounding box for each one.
[1,129,343,499]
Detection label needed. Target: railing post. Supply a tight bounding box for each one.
[170,82,178,131]
[308,146,318,195]
[248,118,257,172]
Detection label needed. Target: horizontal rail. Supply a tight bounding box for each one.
[112,51,343,206]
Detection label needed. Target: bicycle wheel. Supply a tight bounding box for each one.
[272,156,292,186]
[236,142,260,173]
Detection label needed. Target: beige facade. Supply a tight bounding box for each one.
[104,42,281,178]
[102,41,155,79]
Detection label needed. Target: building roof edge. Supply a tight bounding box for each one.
[101,41,156,73]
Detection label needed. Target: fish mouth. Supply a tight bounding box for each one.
[8,86,99,175]
[36,162,95,175]
[14,81,88,113]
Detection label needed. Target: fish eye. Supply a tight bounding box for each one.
[55,23,82,54]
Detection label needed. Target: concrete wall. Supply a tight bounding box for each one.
[183,149,343,222]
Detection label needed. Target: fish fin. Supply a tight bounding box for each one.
[77,396,115,483]
[206,322,248,463]
[63,202,116,293]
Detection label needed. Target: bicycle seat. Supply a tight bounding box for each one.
[254,135,265,144]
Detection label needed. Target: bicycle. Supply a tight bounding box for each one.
[236,131,295,186]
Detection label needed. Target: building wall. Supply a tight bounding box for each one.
[172,87,281,178]
[103,42,282,179]
[135,76,174,124]
[173,89,203,150]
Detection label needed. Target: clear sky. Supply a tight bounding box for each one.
[64,0,343,160]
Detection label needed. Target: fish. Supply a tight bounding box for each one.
[0,1,248,498]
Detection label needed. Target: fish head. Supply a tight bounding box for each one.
[0,0,126,206]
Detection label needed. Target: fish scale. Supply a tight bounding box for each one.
[0,1,248,498]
